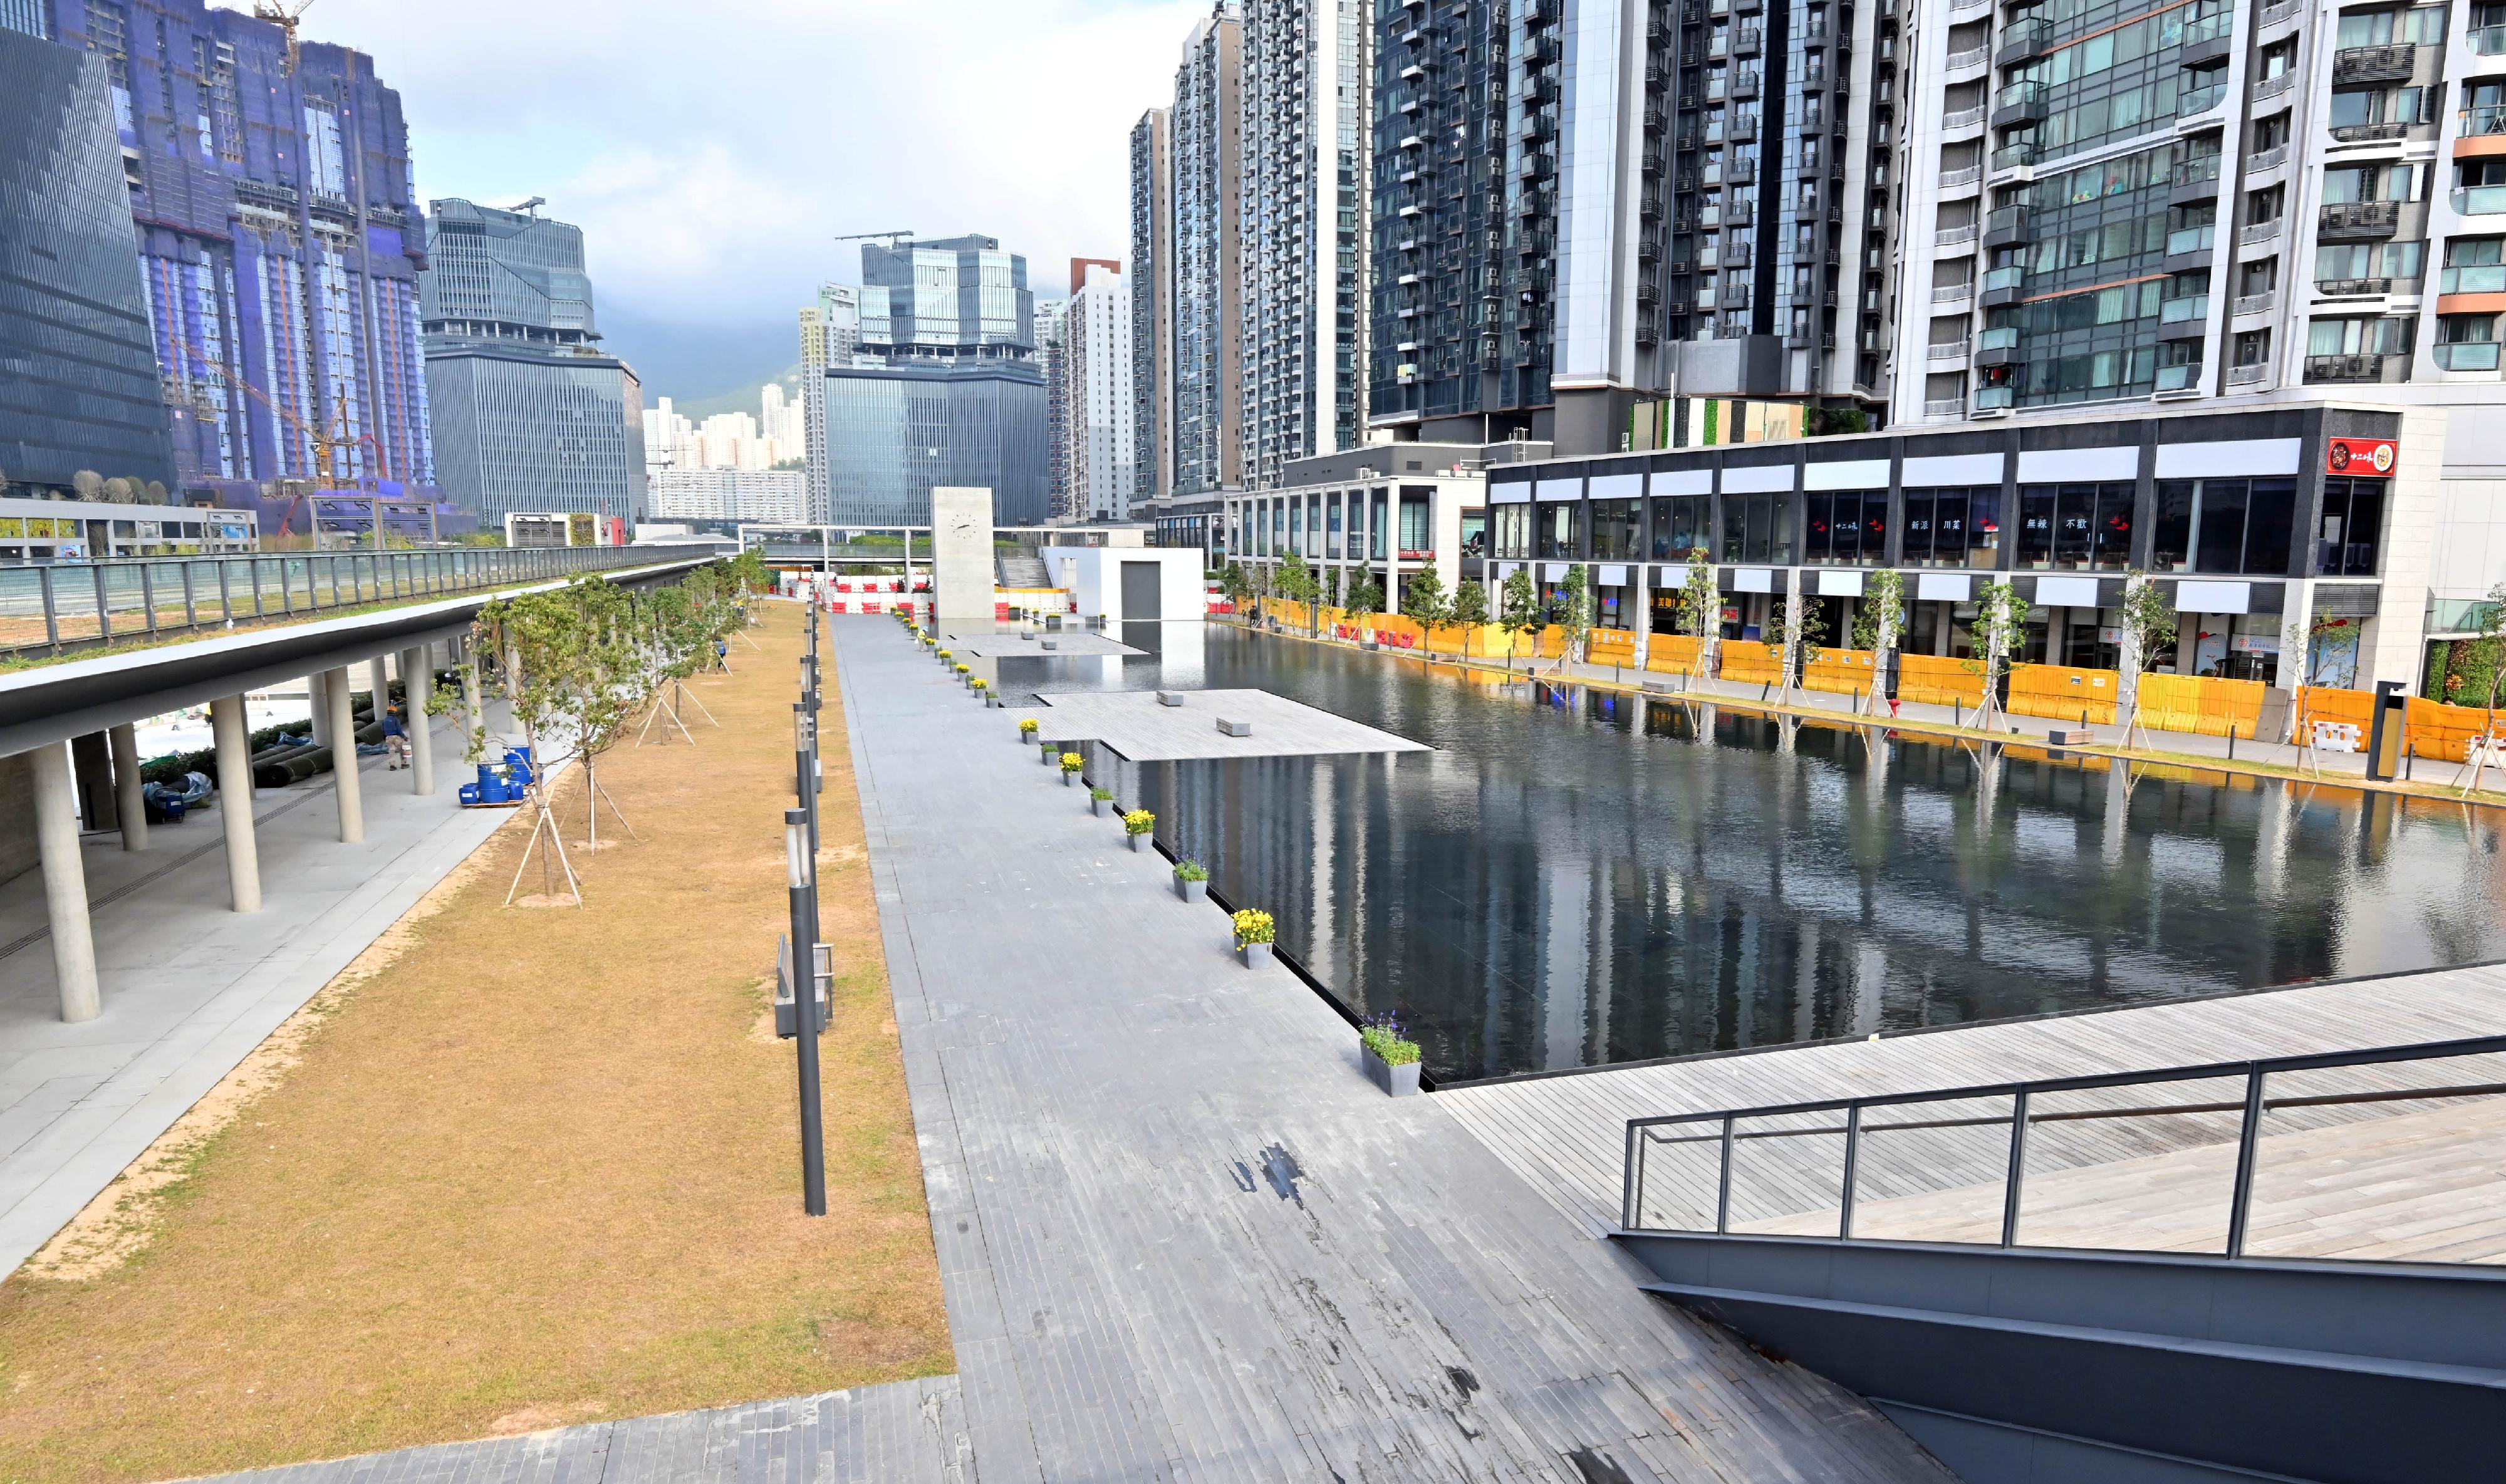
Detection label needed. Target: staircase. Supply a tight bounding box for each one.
[997,553,1049,588]
[1609,1034,2506,1483]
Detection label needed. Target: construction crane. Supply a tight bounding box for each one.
[833,230,918,247]
[162,329,378,542]
[252,0,316,76]
[509,196,546,218]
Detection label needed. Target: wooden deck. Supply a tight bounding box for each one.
[1440,965,2506,1264]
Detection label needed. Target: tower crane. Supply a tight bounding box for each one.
[833,231,918,248]
[251,0,317,76]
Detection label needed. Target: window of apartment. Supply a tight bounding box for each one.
[2250,110,2292,153]
[1901,486,2004,568]
[2327,85,2440,129]
[2307,315,2413,355]
[1492,504,1532,559]
[2239,257,2279,295]
[1370,488,1389,559]
[2150,477,2297,574]
[2335,4,2449,47]
[2437,313,2501,368]
[1326,492,1343,559]
[2017,482,2133,570]
[1536,500,1581,559]
[1804,490,1888,564]
[1650,495,1710,559]
[2443,234,2506,291]
[2317,477,2387,574]
[2258,38,2299,78]
[2322,162,2421,202]
[1589,498,1640,559]
[2317,239,2425,285]
[2234,328,2273,365]
[1720,493,1796,564]
[1398,487,1433,555]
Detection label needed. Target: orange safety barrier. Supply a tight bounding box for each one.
[2009,663,2121,725]
[1898,653,1986,709]
[1718,639,1782,687]
[2292,686,2506,761]
[1801,647,1878,697]
[1646,635,1706,675]
[1588,627,1640,665]
[2133,673,2265,739]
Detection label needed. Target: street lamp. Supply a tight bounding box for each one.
[786,806,826,1217]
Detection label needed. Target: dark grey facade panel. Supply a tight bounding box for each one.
[0,27,177,495]
[823,361,1048,529]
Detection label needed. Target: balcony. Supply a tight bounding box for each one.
[1923,397,1968,417]
[2441,264,2506,293]
[2463,104,2506,139]
[1975,324,2021,365]
[2331,121,2410,143]
[1927,336,1972,360]
[2246,143,2289,174]
[1933,278,1977,304]
[1980,263,2027,304]
[2233,289,2277,317]
[2160,293,2211,325]
[1974,385,2016,409]
[1943,104,1988,132]
[1983,202,2032,246]
[2178,83,2227,119]
[2171,156,2222,204]
[1996,16,2053,65]
[1732,69,1761,99]
[1735,24,1764,53]
[2256,0,2303,28]
[2317,276,2393,296]
[2305,351,2405,381]
[1940,163,1983,192]
[2155,361,2205,393]
[2334,43,2417,83]
[2457,185,2506,214]
[1991,140,2039,171]
[2228,360,2272,385]
[1947,42,1990,71]
[2252,70,2296,102]
[2475,23,2506,53]
[1993,80,2049,128]
[2319,199,2400,237]
[2237,217,2282,247]
[2438,341,2503,370]
[2167,222,2218,262]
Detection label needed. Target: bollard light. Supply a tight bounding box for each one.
[786,809,813,891]
[784,804,826,1217]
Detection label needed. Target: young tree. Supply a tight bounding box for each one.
[1450,576,1489,644]
[1851,568,1906,714]
[1500,567,1543,678]
[1554,566,1593,668]
[1276,553,1321,635]
[1968,579,2031,728]
[1218,559,1250,617]
[2116,571,2180,743]
[1344,573,1385,640]
[1401,565,1451,635]
[1772,593,1829,703]
[1675,545,1720,679]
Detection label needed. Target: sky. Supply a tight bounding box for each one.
[305,0,1207,398]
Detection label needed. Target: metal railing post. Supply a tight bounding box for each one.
[182,562,197,629]
[1623,1123,1642,1230]
[93,563,112,640]
[1715,1116,1737,1234]
[2000,1088,2031,1247]
[140,562,159,633]
[2225,1067,2267,1258]
[40,566,60,650]
[1839,1103,1863,1240]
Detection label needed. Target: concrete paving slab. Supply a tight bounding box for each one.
[1012,687,1431,762]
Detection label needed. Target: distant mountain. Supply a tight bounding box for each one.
[596,302,798,405]
[665,365,808,425]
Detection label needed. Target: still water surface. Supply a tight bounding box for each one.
[996,625,2506,1081]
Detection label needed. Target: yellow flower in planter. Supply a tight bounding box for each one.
[972,678,989,691]
[1059,752,1085,774]
[1019,719,1040,735]
[1231,908,1276,947]
[955,663,970,675]
[1122,808,1155,837]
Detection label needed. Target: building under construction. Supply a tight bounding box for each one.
[8,0,437,515]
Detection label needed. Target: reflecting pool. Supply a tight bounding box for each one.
[993,625,2506,1082]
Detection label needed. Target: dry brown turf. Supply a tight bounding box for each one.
[0,604,949,1482]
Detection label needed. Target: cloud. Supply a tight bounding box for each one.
[303,0,1207,323]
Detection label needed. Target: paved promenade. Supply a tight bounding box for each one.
[836,621,1950,1483]
[0,709,515,1277]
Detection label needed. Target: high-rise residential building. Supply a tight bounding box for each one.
[799,281,861,520]
[0,21,177,499]
[38,0,435,506]
[420,199,643,523]
[646,467,808,524]
[1061,260,1136,520]
[1172,6,1244,496]
[1365,0,1899,455]
[815,234,1049,526]
[1037,296,1073,517]
[1130,106,1175,501]
[1240,0,1371,487]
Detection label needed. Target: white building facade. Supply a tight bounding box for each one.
[1063,262,1138,521]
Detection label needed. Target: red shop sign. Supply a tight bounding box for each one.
[2326,437,2397,475]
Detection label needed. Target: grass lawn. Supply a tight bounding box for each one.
[0,604,948,1481]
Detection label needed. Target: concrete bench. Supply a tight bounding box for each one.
[1157,692,1186,708]
[1217,717,1252,739]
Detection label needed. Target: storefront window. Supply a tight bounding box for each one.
[1460,509,1486,558]
[1370,488,1389,559]
[1492,504,1532,559]
[1903,487,1998,568]
[1399,487,1434,554]
[1326,493,1343,559]
[2317,477,2385,575]
[1720,493,1794,564]
[2152,477,2297,574]
[1591,499,1640,559]
[1805,490,1888,564]
[2017,482,2133,570]
[1537,501,1582,558]
[1650,494,1710,559]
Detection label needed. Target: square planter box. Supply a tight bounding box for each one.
[1063,771,1082,786]
[1237,940,1273,968]
[1363,1044,1422,1097]
[1090,796,1111,815]
[1040,744,1058,764]
[1175,876,1208,903]
[1019,726,1038,743]
[1126,831,1152,851]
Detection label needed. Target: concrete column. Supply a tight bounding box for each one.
[29,744,100,1022]
[1633,563,1651,671]
[70,730,115,833]
[108,722,145,851]
[401,643,435,796]
[211,694,261,913]
[308,670,331,749]
[461,648,484,747]
[325,665,363,843]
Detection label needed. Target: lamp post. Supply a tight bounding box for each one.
[785,805,827,1217]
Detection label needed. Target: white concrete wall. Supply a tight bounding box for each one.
[932,486,996,625]
[1040,546,1205,624]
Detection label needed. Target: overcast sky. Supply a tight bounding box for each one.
[309,0,1204,385]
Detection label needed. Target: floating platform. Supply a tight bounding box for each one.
[1016,688,1429,762]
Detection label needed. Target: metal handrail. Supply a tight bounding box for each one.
[1621,1031,2506,1259]
[0,543,672,660]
